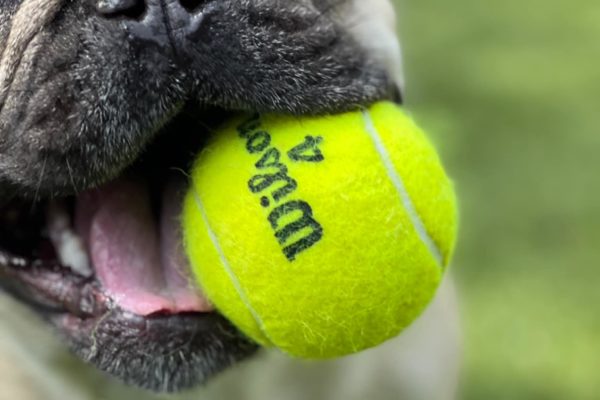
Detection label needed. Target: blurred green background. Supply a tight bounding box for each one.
[395,0,600,399]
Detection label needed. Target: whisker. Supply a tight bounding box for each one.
[31,154,47,213]
[65,157,78,195]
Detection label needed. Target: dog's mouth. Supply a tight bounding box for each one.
[0,172,213,319]
[0,104,226,317]
[0,104,259,391]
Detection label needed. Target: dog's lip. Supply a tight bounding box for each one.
[1,249,121,319]
[0,250,110,317]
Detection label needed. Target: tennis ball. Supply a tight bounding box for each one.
[182,101,457,359]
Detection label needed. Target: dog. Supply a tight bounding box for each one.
[0,0,461,397]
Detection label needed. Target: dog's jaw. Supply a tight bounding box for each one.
[0,108,263,392]
[0,0,402,393]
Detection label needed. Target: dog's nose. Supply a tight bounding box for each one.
[95,0,209,46]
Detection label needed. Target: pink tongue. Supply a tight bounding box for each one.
[75,177,214,316]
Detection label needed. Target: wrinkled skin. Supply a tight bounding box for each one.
[0,0,400,392]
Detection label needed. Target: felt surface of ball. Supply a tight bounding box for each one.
[182,102,458,359]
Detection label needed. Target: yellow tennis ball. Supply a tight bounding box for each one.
[182,101,458,359]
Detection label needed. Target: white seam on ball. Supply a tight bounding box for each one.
[191,186,273,342]
[362,109,444,267]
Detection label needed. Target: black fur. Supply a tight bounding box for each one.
[54,310,259,392]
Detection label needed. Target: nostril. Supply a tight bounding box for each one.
[96,0,147,19]
[178,0,207,13]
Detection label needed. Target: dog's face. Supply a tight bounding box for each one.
[0,0,398,392]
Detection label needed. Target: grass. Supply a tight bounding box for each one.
[395,0,600,398]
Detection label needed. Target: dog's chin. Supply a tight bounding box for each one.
[0,104,260,393]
